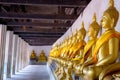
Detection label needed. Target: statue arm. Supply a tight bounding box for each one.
[96,38,119,66]
[84,57,95,66]
[81,57,95,72]
[79,48,84,59]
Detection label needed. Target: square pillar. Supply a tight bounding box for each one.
[15,37,21,72]
[11,35,18,75]
[0,25,6,80]
[5,31,13,78]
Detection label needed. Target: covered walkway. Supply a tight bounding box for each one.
[6,65,50,80]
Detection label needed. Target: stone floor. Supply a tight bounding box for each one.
[6,65,50,80]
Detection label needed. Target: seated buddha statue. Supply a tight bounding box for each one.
[58,66,66,80]
[30,50,37,60]
[54,42,67,76]
[60,39,68,59]
[62,35,73,60]
[74,13,100,75]
[49,45,56,58]
[70,21,86,60]
[57,36,75,80]
[68,32,78,59]
[55,40,69,77]
[38,50,47,62]
[81,0,120,80]
[54,43,63,75]
[58,35,77,80]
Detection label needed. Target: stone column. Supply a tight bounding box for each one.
[16,37,21,72]
[19,39,23,70]
[5,31,13,78]
[22,41,25,69]
[0,24,6,80]
[27,44,30,66]
[15,37,20,73]
[11,35,18,75]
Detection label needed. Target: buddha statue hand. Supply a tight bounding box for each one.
[80,64,85,74]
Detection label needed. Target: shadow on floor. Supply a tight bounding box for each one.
[6,65,50,80]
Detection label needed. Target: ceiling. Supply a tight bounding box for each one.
[0,0,91,46]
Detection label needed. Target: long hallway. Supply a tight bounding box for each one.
[6,65,50,80]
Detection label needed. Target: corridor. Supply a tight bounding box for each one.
[6,65,50,80]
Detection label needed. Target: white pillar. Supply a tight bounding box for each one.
[0,24,6,80]
[5,31,13,78]
[19,39,23,70]
[15,37,20,73]
[16,37,21,72]
[22,41,26,69]
[26,44,30,65]
[17,38,23,71]
[11,35,18,75]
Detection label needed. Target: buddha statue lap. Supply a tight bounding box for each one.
[81,0,120,80]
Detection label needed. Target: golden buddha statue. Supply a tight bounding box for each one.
[63,35,73,60]
[60,39,68,59]
[58,66,66,80]
[30,50,37,60]
[68,32,78,59]
[56,36,74,80]
[74,14,100,76]
[49,46,56,58]
[38,50,47,62]
[54,43,63,76]
[70,21,86,60]
[61,23,87,80]
[65,60,73,80]
[81,0,120,80]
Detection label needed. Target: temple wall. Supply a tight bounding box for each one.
[28,46,52,57]
[53,0,120,46]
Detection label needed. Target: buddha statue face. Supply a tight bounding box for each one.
[88,26,95,37]
[101,0,119,29]
[72,33,77,43]
[88,13,100,38]
[68,36,72,45]
[77,21,86,40]
[32,50,35,53]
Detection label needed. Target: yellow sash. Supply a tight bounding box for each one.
[74,40,86,52]
[93,30,120,63]
[72,39,96,62]
[70,40,86,58]
[80,39,97,63]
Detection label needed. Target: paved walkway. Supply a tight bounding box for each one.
[6,65,50,80]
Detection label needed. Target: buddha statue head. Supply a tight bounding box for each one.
[88,13,100,39]
[71,33,75,44]
[32,50,35,53]
[77,21,86,40]
[101,0,119,29]
[72,33,77,43]
[68,35,72,45]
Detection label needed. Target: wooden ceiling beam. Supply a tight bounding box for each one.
[20,36,61,38]
[17,33,62,37]
[0,0,88,7]
[0,12,77,20]
[24,38,57,45]
[21,36,61,40]
[6,22,71,27]
[24,38,57,42]
[14,32,64,35]
[12,27,66,34]
[29,43,53,46]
